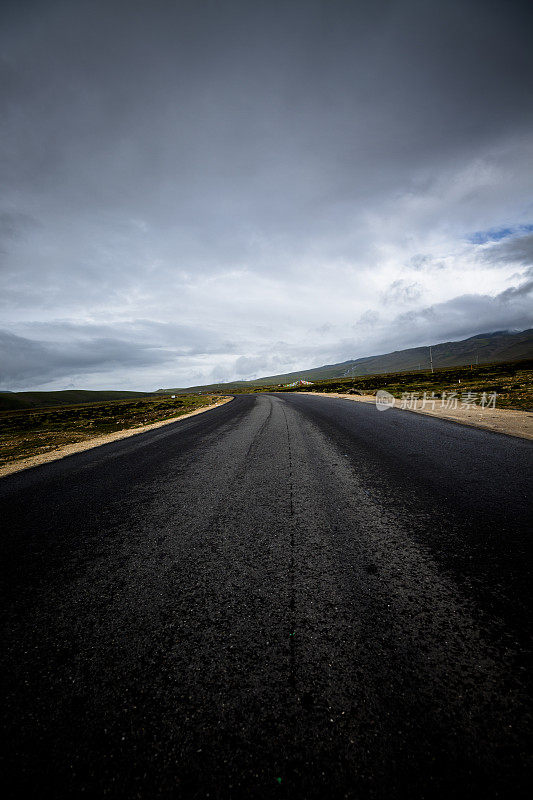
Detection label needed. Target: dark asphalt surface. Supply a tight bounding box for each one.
[1,392,532,799]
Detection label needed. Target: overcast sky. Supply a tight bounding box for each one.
[1,0,532,390]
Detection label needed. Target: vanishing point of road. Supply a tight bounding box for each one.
[1,393,531,799]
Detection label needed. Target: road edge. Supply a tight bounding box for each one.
[0,396,234,478]
[295,392,533,440]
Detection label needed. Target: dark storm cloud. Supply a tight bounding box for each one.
[0,329,174,387]
[0,210,39,255]
[480,233,533,267]
[0,320,239,388]
[1,1,532,388]
[497,280,533,301]
[19,319,236,354]
[393,278,533,347]
[3,0,531,237]
[0,211,38,239]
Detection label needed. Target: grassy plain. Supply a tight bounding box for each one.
[0,389,151,412]
[0,394,217,468]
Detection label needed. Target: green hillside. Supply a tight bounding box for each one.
[337,329,533,377]
[158,329,533,393]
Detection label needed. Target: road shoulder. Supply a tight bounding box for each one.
[297,392,533,440]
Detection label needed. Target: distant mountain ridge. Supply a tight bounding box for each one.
[2,331,531,407]
[158,329,533,393]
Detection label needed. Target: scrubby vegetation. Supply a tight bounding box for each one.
[276,359,533,410]
[0,389,152,412]
[0,395,218,467]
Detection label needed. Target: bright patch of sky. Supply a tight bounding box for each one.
[468,224,533,245]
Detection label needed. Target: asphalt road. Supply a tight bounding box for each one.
[1,393,531,799]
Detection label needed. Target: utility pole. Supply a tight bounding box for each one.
[429,345,434,374]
